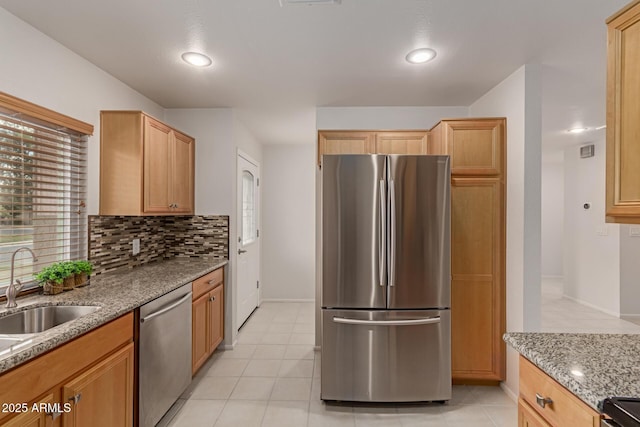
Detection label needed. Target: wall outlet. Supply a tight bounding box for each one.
[630,226,640,237]
[132,238,140,255]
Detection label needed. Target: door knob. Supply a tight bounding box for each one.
[238,249,247,254]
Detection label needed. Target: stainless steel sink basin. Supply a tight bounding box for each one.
[0,305,100,335]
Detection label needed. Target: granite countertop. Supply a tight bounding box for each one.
[0,257,227,374]
[504,332,640,411]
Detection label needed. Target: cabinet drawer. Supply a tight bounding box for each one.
[519,356,600,427]
[193,268,224,299]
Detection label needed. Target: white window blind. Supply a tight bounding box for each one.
[0,109,88,293]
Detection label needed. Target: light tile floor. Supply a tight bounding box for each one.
[168,301,517,427]
[541,278,640,333]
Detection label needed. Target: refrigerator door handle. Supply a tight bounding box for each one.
[379,179,386,287]
[389,178,396,287]
[333,316,441,326]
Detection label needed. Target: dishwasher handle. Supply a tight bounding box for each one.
[140,292,192,323]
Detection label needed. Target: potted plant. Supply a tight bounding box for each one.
[59,261,76,291]
[35,263,67,295]
[72,260,93,287]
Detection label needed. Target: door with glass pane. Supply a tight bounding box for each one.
[237,153,260,327]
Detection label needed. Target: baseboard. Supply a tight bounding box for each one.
[621,314,640,320]
[500,382,518,403]
[562,294,620,318]
[260,298,315,303]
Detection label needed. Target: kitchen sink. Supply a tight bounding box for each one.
[0,305,100,335]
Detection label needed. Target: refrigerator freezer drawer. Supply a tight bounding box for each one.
[321,309,451,402]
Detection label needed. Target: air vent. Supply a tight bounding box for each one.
[279,0,341,6]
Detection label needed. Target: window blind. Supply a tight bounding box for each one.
[0,109,88,293]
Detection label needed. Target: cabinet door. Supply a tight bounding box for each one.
[143,116,171,213]
[518,399,551,427]
[171,131,194,214]
[192,292,209,375]
[444,119,504,176]
[606,2,640,223]
[317,131,374,166]
[3,393,56,427]
[375,131,428,154]
[451,178,505,381]
[62,343,134,427]
[208,285,224,353]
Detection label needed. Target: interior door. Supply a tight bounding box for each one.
[237,153,260,327]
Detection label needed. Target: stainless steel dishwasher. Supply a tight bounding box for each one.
[139,282,192,427]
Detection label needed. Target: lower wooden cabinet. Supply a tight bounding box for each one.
[0,313,134,426]
[208,284,224,354]
[192,267,225,375]
[518,356,601,427]
[61,343,134,427]
[2,394,56,427]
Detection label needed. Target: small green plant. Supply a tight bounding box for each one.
[74,260,93,275]
[35,263,71,285]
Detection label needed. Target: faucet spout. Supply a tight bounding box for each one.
[6,247,38,309]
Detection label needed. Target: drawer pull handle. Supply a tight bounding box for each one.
[535,393,553,409]
[207,279,215,285]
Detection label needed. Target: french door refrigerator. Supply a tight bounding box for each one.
[321,154,451,403]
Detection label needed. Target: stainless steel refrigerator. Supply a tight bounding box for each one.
[321,154,451,403]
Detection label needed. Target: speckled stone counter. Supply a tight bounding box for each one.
[504,332,640,411]
[0,257,227,374]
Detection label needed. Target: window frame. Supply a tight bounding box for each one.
[0,92,93,296]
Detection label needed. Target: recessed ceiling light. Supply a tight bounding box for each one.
[406,48,437,64]
[568,127,588,134]
[181,52,213,67]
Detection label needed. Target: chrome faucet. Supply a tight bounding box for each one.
[6,247,38,309]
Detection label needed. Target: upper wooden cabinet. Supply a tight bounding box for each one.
[100,111,195,215]
[375,131,428,154]
[317,130,428,165]
[606,0,640,223]
[430,119,505,175]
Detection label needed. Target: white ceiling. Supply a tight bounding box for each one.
[0,0,629,149]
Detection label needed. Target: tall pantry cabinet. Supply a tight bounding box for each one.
[429,118,506,383]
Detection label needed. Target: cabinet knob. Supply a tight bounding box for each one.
[209,296,215,302]
[69,393,82,405]
[46,410,62,420]
[535,393,553,409]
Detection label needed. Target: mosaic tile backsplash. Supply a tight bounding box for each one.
[89,215,229,275]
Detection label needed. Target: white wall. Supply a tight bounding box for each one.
[164,109,235,215]
[262,144,315,301]
[469,64,542,397]
[620,225,640,318]
[165,108,263,347]
[563,139,620,316]
[541,159,565,278]
[316,106,468,130]
[0,7,165,216]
